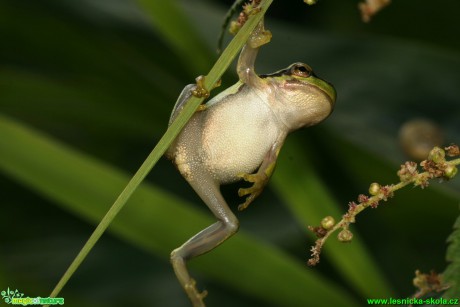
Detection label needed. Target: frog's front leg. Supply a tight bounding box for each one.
[191,76,222,111]
[170,169,239,307]
[237,138,285,211]
[169,77,222,125]
[237,20,272,87]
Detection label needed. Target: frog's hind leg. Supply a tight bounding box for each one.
[170,171,239,307]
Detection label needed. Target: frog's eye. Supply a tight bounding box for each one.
[291,64,312,78]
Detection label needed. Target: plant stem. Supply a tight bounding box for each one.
[309,149,460,266]
[48,0,273,300]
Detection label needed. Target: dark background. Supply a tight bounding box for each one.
[1,0,459,306]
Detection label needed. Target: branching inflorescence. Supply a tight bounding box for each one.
[308,145,460,266]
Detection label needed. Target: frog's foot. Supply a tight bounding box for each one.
[248,21,272,49]
[237,172,268,211]
[191,75,210,99]
[184,279,208,307]
[248,29,272,49]
[191,76,222,111]
[196,104,208,111]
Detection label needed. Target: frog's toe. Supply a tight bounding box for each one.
[191,75,210,99]
[196,104,207,111]
[191,87,209,99]
[249,29,272,49]
[237,172,258,182]
[184,279,208,307]
[237,181,264,211]
[237,192,258,211]
[238,185,256,197]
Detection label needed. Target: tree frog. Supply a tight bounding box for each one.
[166,23,336,307]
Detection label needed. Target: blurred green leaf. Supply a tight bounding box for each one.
[0,114,359,306]
[1,0,459,305]
[135,0,214,73]
[273,139,394,298]
[444,214,460,298]
[48,0,276,298]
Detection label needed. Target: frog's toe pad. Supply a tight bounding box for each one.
[191,87,209,99]
[196,104,207,111]
[238,194,256,211]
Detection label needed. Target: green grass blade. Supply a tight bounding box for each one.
[444,214,460,298]
[0,114,359,306]
[272,139,394,297]
[38,0,274,298]
[135,0,212,73]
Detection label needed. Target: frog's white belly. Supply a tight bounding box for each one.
[200,92,281,183]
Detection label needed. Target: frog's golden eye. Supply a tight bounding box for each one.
[291,63,312,78]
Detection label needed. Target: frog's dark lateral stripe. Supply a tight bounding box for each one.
[260,66,319,79]
[259,67,290,78]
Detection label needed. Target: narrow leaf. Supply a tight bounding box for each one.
[272,139,394,297]
[444,214,460,298]
[0,114,359,306]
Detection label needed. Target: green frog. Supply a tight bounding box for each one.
[166,22,336,307]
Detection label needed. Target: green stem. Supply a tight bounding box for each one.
[309,153,460,266]
[49,0,273,299]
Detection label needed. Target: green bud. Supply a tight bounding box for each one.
[444,165,458,179]
[321,216,335,230]
[229,21,241,35]
[369,183,380,196]
[428,146,445,163]
[338,229,353,242]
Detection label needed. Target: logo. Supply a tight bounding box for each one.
[1,288,64,306]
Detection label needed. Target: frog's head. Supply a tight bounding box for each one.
[263,63,336,131]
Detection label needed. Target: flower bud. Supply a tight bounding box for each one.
[369,183,380,196]
[338,229,353,242]
[321,216,335,230]
[428,146,445,163]
[444,165,458,179]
